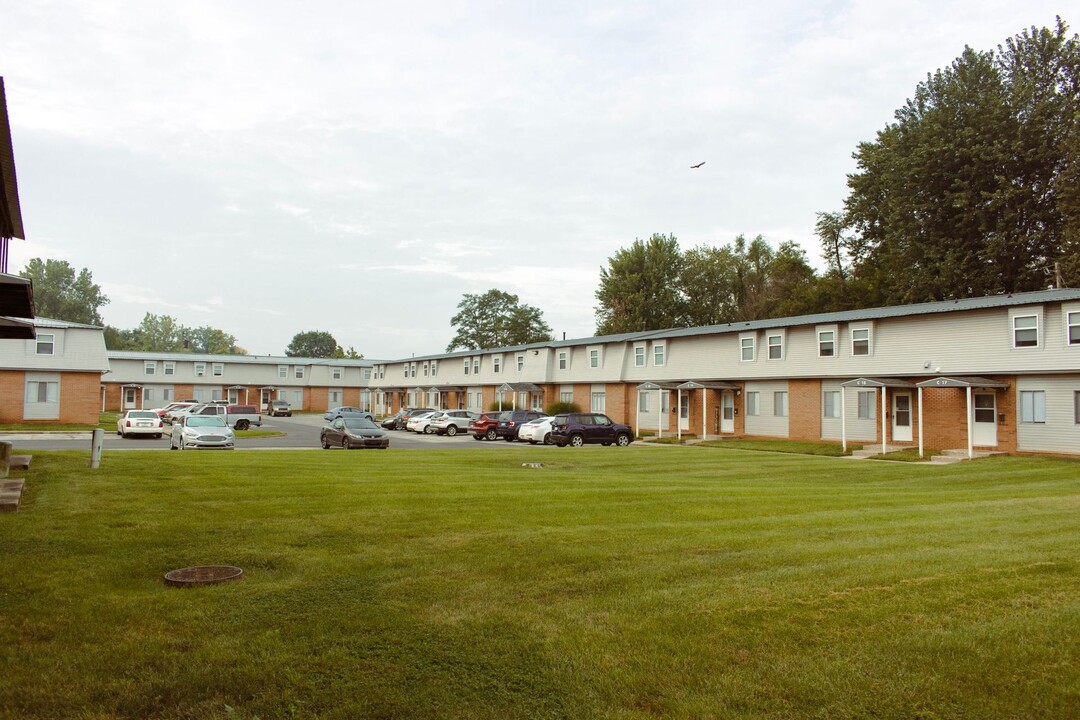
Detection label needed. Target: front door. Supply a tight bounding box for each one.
[261,389,272,410]
[892,392,913,442]
[123,387,138,410]
[721,391,735,433]
[973,392,998,447]
[679,393,690,431]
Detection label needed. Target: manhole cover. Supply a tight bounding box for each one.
[164,565,243,588]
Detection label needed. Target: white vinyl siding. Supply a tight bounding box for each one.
[1016,377,1080,453]
[743,382,788,438]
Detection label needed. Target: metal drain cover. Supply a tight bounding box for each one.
[164,565,243,588]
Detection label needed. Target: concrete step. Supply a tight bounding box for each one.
[0,478,25,512]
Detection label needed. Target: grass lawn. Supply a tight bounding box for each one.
[1,446,1078,719]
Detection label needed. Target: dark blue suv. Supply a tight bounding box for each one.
[550,413,634,447]
[496,410,545,441]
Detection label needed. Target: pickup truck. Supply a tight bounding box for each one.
[186,403,262,430]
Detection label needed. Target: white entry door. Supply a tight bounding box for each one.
[892,392,913,442]
[679,393,690,431]
[123,387,138,410]
[973,392,998,446]
[721,391,735,433]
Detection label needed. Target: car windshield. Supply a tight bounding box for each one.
[344,418,379,430]
[128,411,158,419]
[187,416,227,428]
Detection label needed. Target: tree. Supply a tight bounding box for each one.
[679,244,740,327]
[286,330,339,358]
[332,345,364,359]
[19,258,109,325]
[103,313,245,354]
[840,19,1080,304]
[187,325,243,355]
[594,233,686,335]
[446,290,553,351]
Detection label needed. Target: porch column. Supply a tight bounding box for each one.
[917,386,924,458]
[677,389,683,441]
[966,386,973,459]
[701,390,706,440]
[880,388,887,456]
[657,389,662,439]
[635,390,640,439]
[840,386,847,452]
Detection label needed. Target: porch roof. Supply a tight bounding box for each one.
[915,376,1010,389]
[676,380,740,391]
[498,382,543,393]
[425,385,464,393]
[636,381,681,390]
[0,313,34,339]
[839,377,917,389]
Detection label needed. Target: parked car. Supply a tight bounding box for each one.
[469,412,501,441]
[406,410,440,434]
[320,417,390,449]
[496,410,545,441]
[116,410,164,439]
[429,410,479,436]
[323,406,375,422]
[550,413,634,447]
[266,399,292,417]
[188,403,262,430]
[385,407,435,430]
[170,415,235,450]
[380,409,409,430]
[151,401,195,419]
[165,403,202,425]
[517,416,555,445]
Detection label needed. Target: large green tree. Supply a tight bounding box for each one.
[104,313,244,354]
[19,258,109,325]
[840,18,1080,303]
[286,330,339,358]
[594,233,686,334]
[446,289,552,351]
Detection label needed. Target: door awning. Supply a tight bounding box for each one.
[426,385,464,393]
[916,376,1010,389]
[840,377,917,388]
[498,382,542,393]
[676,380,739,391]
[636,381,681,390]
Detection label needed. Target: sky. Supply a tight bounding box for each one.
[4,1,1070,360]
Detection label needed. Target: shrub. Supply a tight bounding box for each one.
[544,401,580,416]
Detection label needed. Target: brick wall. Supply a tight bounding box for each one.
[788,379,821,441]
[61,372,103,424]
[573,384,591,413]
[606,383,629,425]
[0,371,24,422]
[918,377,1015,451]
[309,387,329,413]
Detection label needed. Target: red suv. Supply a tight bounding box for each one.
[469,412,501,441]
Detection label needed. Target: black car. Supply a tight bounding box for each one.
[550,413,634,447]
[496,410,545,441]
[320,417,390,449]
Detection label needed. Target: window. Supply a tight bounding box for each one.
[464,359,471,375]
[493,357,501,373]
[423,363,429,377]
[823,391,840,418]
[194,363,206,377]
[144,361,156,376]
[472,359,479,374]
[851,328,870,356]
[295,366,304,379]
[639,392,651,412]
[332,367,342,380]
[35,334,54,355]
[1068,311,1080,345]
[818,330,835,357]
[162,388,172,402]
[746,392,759,416]
[431,360,437,377]
[1075,391,1080,424]
[634,346,645,367]
[591,392,606,412]
[558,352,567,370]
[279,365,288,379]
[740,337,754,361]
[164,362,175,376]
[378,366,385,379]
[560,391,573,403]
[1013,315,1038,347]
[26,381,58,403]
[212,363,224,377]
[589,349,599,368]
[767,335,782,360]
[774,391,788,417]
[857,391,875,420]
[143,388,152,402]
[653,344,665,366]
[516,355,524,371]
[1019,390,1046,423]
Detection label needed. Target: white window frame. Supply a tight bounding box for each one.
[639,392,651,412]
[653,343,665,367]
[767,334,783,360]
[739,334,755,362]
[857,391,875,420]
[516,355,524,372]
[560,390,573,403]
[746,391,759,416]
[774,391,788,417]
[332,366,342,380]
[472,358,479,374]
[818,330,835,357]
[493,356,501,373]
[423,362,429,377]
[144,361,157,376]
[591,392,606,412]
[823,390,840,418]
[558,351,568,370]
[164,362,175,376]
[634,345,645,367]
[431,360,438,377]
[1067,310,1080,346]
[35,333,55,355]
[194,363,206,377]
[278,365,288,379]
[25,380,59,404]
[464,358,471,375]
[1019,390,1046,423]
[1013,315,1039,348]
[588,348,600,369]
[295,366,304,379]
[851,327,871,356]
[212,363,224,377]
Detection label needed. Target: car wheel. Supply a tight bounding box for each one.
[236,420,249,431]
[119,428,126,438]
[446,425,458,437]
[179,438,186,450]
[616,433,631,447]
[170,443,177,450]
[543,432,552,445]
[569,434,584,447]
[473,434,483,441]
[116,428,122,436]
[602,442,611,446]
[424,426,434,435]
[342,437,351,450]
[528,439,537,445]
[504,435,515,442]
[321,435,330,449]
[485,428,497,441]
[155,433,162,440]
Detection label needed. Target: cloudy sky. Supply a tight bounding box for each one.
[5,1,1068,359]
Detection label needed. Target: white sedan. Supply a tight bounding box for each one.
[406,411,440,434]
[117,410,164,439]
[517,416,555,445]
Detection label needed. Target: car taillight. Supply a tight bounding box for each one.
[126,420,131,427]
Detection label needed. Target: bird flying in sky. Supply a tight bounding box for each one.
[690,161,705,169]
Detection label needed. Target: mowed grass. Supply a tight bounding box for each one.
[1,447,1078,719]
